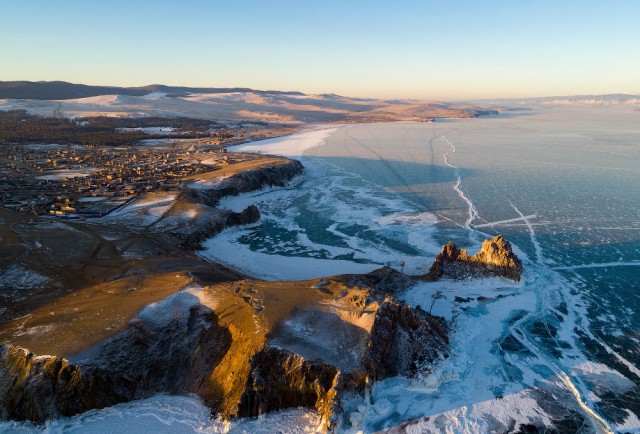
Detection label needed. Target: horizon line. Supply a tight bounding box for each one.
[1,79,639,102]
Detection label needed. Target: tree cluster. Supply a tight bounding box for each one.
[0,110,217,146]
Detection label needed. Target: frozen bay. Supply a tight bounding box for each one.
[203,106,640,432]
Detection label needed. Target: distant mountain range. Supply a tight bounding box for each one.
[0,81,490,123]
[2,81,637,108]
[475,93,640,106]
[0,81,304,100]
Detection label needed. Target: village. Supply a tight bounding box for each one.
[0,130,278,218]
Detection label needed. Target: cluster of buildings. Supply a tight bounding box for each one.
[0,142,226,217]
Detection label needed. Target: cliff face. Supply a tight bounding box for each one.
[238,346,340,425]
[0,346,123,422]
[0,268,449,429]
[0,293,231,423]
[364,302,448,381]
[239,300,448,431]
[183,204,261,250]
[189,159,304,207]
[473,236,523,280]
[181,158,303,250]
[427,235,523,281]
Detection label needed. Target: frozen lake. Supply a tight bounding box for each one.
[202,106,640,432]
[7,106,638,433]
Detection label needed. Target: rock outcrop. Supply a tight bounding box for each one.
[363,302,448,380]
[0,292,231,423]
[427,235,523,281]
[344,266,414,298]
[0,345,123,422]
[188,159,304,207]
[181,158,302,250]
[472,236,523,280]
[239,300,449,431]
[183,204,261,250]
[238,346,340,426]
[0,269,450,429]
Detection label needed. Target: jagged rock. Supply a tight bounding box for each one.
[473,235,523,281]
[0,277,450,429]
[180,158,302,250]
[0,293,231,423]
[238,346,340,427]
[363,302,448,380]
[183,204,260,250]
[0,345,126,422]
[344,266,414,300]
[427,235,523,281]
[226,204,260,226]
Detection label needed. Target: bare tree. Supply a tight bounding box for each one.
[429,291,445,315]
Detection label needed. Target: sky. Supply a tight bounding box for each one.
[1,0,639,100]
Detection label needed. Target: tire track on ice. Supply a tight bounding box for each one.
[506,200,613,433]
[443,151,478,232]
[434,131,478,233]
[509,201,544,266]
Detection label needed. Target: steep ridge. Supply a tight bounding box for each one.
[363,302,448,381]
[185,158,304,207]
[238,346,340,422]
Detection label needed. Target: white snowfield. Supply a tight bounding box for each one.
[202,228,379,280]
[35,170,96,180]
[0,90,417,123]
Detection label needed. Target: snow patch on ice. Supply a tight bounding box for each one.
[200,228,380,280]
[230,127,338,158]
[0,395,322,434]
[376,211,439,226]
[614,410,640,433]
[572,361,636,393]
[117,126,176,134]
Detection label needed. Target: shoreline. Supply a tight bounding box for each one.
[3,109,637,432]
[0,150,304,356]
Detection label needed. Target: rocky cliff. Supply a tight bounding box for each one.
[0,292,230,422]
[427,235,523,281]
[363,302,448,380]
[187,159,304,207]
[0,345,122,422]
[238,299,448,430]
[0,268,450,429]
[238,346,340,424]
[183,204,261,250]
[180,158,303,249]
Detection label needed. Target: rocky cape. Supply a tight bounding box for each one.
[0,145,523,434]
[181,158,303,249]
[0,231,522,431]
[0,267,449,431]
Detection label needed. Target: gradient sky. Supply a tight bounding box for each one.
[1,0,639,100]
